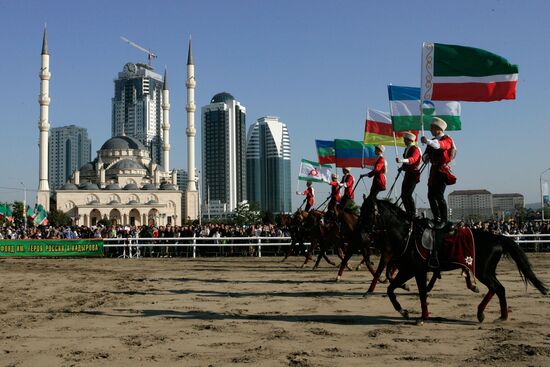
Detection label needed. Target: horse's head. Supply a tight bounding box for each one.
[359,199,409,237]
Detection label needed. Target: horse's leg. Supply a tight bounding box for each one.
[322,252,336,266]
[426,271,440,292]
[387,269,415,319]
[361,247,376,276]
[282,239,296,262]
[463,270,480,293]
[301,240,313,268]
[365,251,391,295]
[335,242,354,282]
[415,271,429,321]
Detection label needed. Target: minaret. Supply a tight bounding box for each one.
[37,27,51,211]
[185,38,199,220]
[161,68,170,172]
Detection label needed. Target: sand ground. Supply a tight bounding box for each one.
[0,253,549,367]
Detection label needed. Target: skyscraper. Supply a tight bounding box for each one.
[201,92,246,213]
[246,116,291,213]
[48,125,91,191]
[111,63,165,167]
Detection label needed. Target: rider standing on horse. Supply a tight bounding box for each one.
[362,144,387,202]
[339,167,355,210]
[327,173,341,213]
[421,117,457,268]
[421,117,456,227]
[297,180,315,211]
[396,132,422,219]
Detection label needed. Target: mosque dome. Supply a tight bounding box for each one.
[160,182,178,190]
[110,159,146,171]
[123,183,139,190]
[79,162,95,174]
[141,183,157,190]
[211,92,235,104]
[105,183,121,190]
[59,183,79,190]
[78,182,99,190]
[101,135,146,151]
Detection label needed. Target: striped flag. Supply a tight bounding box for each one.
[421,42,518,102]
[388,85,461,131]
[334,139,377,168]
[298,159,332,183]
[364,109,417,147]
[315,140,335,164]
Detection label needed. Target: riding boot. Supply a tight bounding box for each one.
[428,223,444,269]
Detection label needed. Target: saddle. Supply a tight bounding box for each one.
[415,224,476,275]
[419,220,456,250]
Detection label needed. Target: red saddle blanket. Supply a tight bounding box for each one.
[416,227,475,274]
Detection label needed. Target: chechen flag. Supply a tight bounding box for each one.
[421,42,518,102]
[364,108,417,147]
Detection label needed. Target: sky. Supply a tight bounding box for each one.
[0,0,549,209]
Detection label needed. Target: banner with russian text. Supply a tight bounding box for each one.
[0,239,104,257]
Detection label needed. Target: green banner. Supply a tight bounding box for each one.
[0,239,103,257]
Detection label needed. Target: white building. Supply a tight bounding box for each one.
[448,189,493,221]
[493,193,524,218]
[246,116,291,213]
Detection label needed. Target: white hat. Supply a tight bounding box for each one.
[331,173,338,179]
[375,144,385,152]
[430,117,447,131]
[342,167,350,173]
[403,131,416,141]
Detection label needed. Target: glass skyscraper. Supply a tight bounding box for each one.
[49,125,91,190]
[111,63,164,167]
[201,92,247,213]
[246,116,291,214]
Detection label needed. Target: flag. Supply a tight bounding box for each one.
[298,159,332,183]
[364,109,417,147]
[32,204,48,226]
[421,42,518,102]
[0,203,13,222]
[335,139,377,168]
[388,85,462,131]
[315,140,335,164]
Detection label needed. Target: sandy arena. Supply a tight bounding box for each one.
[0,253,549,366]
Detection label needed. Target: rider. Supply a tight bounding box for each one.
[362,145,387,202]
[339,167,355,210]
[396,132,422,219]
[421,117,457,268]
[327,173,341,214]
[297,180,315,211]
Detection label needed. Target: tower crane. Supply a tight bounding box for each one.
[120,36,158,67]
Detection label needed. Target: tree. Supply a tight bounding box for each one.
[233,201,262,226]
[48,208,72,227]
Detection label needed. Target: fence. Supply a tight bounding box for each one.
[102,233,550,258]
[103,236,302,258]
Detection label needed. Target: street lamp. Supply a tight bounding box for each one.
[20,182,27,231]
[540,168,550,221]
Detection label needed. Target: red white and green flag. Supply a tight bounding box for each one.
[421,42,518,102]
[298,159,332,183]
[364,108,418,147]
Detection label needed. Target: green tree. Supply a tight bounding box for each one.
[48,208,72,227]
[11,201,25,228]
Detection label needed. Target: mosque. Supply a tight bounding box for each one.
[36,29,199,226]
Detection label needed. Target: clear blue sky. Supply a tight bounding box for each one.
[1,0,549,209]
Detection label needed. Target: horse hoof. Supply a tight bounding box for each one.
[355,266,361,271]
[471,285,480,293]
[399,309,410,319]
[415,319,424,326]
[477,312,485,323]
[335,276,341,283]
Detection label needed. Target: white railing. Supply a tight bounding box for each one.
[506,233,550,252]
[101,233,550,258]
[102,236,307,258]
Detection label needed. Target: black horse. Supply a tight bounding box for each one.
[360,199,548,322]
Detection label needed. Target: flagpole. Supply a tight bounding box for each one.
[388,84,400,160]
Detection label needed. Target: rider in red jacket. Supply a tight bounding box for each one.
[363,145,387,202]
[396,132,422,218]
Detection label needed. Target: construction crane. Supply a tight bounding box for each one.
[120,36,158,67]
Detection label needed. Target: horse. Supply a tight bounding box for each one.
[280,210,312,263]
[360,199,548,322]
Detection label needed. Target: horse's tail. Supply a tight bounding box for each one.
[501,235,548,295]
